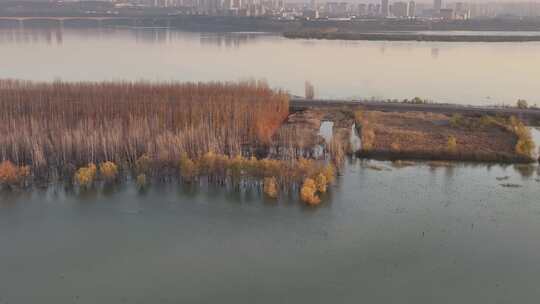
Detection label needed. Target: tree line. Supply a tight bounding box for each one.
[0,79,289,178]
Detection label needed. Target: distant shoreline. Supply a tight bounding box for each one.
[290,98,540,126]
[283,31,540,42]
[4,14,540,34]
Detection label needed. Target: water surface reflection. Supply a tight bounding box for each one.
[1,160,540,303]
[1,27,540,104]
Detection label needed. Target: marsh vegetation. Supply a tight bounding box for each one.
[1,79,536,205]
[0,79,289,171]
[0,79,339,205]
[355,110,536,163]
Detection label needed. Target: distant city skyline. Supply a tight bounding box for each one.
[2,0,540,19]
[2,0,540,3]
[274,0,540,3]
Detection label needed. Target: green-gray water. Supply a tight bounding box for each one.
[1,26,540,303]
[1,160,540,303]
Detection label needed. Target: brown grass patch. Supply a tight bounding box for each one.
[355,111,533,163]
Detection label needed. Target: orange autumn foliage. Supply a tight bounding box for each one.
[0,160,30,186]
[300,178,321,205]
[263,177,279,199]
[74,163,97,188]
[315,173,328,193]
[99,161,119,181]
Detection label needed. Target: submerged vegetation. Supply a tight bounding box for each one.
[300,178,320,205]
[0,160,30,189]
[65,153,336,204]
[0,79,339,205]
[263,177,278,198]
[173,152,335,204]
[73,163,97,188]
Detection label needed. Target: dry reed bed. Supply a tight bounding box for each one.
[355,110,536,163]
[0,79,289,177]
[0,80,341,204]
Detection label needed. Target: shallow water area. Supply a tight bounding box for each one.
[1,159,540,303]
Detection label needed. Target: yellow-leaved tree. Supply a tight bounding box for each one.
[179,153,198,182]
[74,163,97,188]
[300,178,321,205]
[100,161,119,182]
[263,177,278,199]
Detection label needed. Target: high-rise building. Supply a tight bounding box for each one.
[304,9,319,19]
[392,1,409,17]
[325,2,348,17]
[454,2,470,19]
[439,8,454,19]
[381,0,389,17]
[367,3,376,16]
[408,1,416,17]
[434,0,442,12]
[231,0,241,9]
[358,3,367,16]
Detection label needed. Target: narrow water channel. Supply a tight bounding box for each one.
[350,123,362,153]
[529,127,540,159]
[318,121,334,144]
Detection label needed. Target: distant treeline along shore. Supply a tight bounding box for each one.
[283,31,540,42]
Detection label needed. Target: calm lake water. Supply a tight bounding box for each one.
[1,160,540,303]
[1,27,540,105]
[1,26,540,303]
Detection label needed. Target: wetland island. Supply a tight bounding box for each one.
[1,79,537,205]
